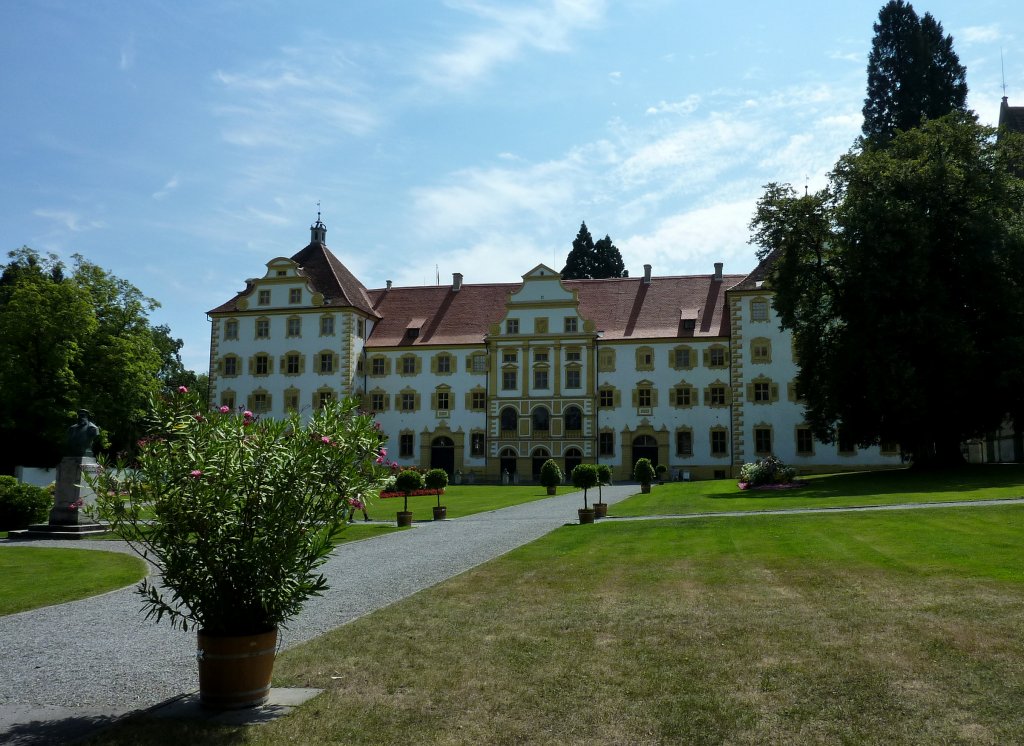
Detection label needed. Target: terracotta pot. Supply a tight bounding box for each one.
[432,505,447,521]
[197,628,277,710]
[397,511,414,527]
[641,483,651,494]
[593,502,608,518]
[578,508,596,524]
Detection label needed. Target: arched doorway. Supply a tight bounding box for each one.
[531,447,551,483]
[632,434,659,474]
[430,436,455,476]
[564,447,583,479]
[499,447,518,483]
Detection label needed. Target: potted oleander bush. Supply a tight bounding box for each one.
[593,464,612,518]
[572,463,599,524]
[394,469,423,526]
[425,468,449,520]
[88,387,388,710]
[539,458,562,496]
[634,457,656,494]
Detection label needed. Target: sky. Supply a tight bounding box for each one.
[2,1,1022,372]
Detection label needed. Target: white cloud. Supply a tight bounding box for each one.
[119,34,136,71]
[961,25,1003,44]
[645,95,700,116]
[152,175,180,201]
[420,0,606,90]
[33,209,105,232]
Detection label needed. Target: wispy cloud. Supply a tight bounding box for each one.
[419,0,606,90]
[961,24,1003,44]
[152,175,179,200]
[119,33,136,71]
[645,95,700,116]
[33,209,105,232]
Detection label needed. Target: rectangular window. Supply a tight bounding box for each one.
[471,391,486,410]
[599,432,614,456]
[838,429,856,454]
[320,354,334,373]
[534,351,548,363]
[534,370,549,389]
[709,347,726,367]
[400,393,416,411]
[711,430,727,456]
[565,369,581,389]
[599,389,614,408]
[221,394,235,410]
[402,357,416,375]
[320,316,335,336]
[797,427,814,455]
[502,370,517,390]
[502,351,518,364]
[286,354,300,374]
[357,319,365,338]
[751,299,769,321]
[285,391,299,411]
[437,355,452,373]
[370,393,385,411]
[436,391,450,410]
[223,357,237,376]
[564,317,578,333]
[254,355,269,375]
[286,318,301,337]
[674,349,691,368]
[675,386,692,406]
[565,349,581,362]
[400,433,414,458]
[371,358,385,376]
[471,433,485,457]
[472,355,487,373]
[289,288,302,304]
[318,391,333,409]
[755,428,772,454]
[255,319,269,338]
[253,393,268,413]
[506,319,519,334]
[709,386,726,406]
[752,342,770,363]
[258,289,271,305]
[638,388,652,408]
[676,430,693,457]
[753,382,771,402]
[224,320,238,340]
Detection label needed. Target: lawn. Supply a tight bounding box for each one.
[92,503,1024,744]
[612,464,1024,517]
[365,483,573,522]
[0,547,147,616]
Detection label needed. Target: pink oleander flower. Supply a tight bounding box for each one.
[177,386,189,394]
[350,498,364,510]
[321,436,331,444]
[243,410,254,419]
[190,470,203,478]
[219,405,230,414]
[194,414,204,422]
[68,498,84,510]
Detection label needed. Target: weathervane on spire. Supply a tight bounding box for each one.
[316,200,321,223]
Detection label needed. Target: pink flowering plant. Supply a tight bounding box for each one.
[88,388,389,636]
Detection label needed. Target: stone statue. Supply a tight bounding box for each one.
[67,410,100,458]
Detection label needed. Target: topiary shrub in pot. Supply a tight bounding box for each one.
[572,463,599,524]
[88,387,389,710]
[539,458,562,496]
[394,469,423,526]
[424,468,449,520]
[593,464,612,518]
[655,463,667,485]
[634,458,656,494]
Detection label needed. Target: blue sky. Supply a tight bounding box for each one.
[2,1,1021,372]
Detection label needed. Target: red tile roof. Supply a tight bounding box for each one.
[364,273,745,348]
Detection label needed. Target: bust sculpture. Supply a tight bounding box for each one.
[67,409,100,458]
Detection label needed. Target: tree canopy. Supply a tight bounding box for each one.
[750,114,1024,465]
[561,222,627,279]
[0,248,198,471]
[862,0,967,146]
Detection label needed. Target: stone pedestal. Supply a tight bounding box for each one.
[15,457,107,539]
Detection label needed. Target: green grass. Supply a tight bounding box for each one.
[365,483,573,522]
[0,547,147,616]
[612,464,1024,516]
[91,503,1024,745]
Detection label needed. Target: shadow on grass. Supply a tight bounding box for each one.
[1,712,128,746]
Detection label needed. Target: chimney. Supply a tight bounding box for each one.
[713,262,723,281]
[386,280,392,290]
[452,272,463,292]
[643,264,652,284]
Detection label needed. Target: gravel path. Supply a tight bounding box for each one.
[0,485,637,740]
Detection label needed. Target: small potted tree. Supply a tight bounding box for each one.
[425,468,449,520]
[539,458,562,496]
[634,457,656,494]
[593,464,612,518]
[394,469,423,526]
[655,463,667,485]
[573,463,599,524]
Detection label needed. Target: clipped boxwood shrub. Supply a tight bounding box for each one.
[0,476,51,530]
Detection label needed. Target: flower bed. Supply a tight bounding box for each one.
[737,481,807,491]
[379,488,445,499]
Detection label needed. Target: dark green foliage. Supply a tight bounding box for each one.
[424,468,448,508]
[633,458,656,485]
[862,1,967,146]
[0,475,51,530]
[596,463,612,503]
[751,114,1024,466]
[395,469,424,512]
[539,458,562,488]
[561,223,627,279]
[571,463,599,509]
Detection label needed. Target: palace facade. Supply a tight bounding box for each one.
[207,219,900,481]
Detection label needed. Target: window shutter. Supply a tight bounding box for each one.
[746,383,754,402]
[614,390,621,408]
[703,348,710,367]
[771,384,779,402]
[246,393,255,410]
[652,389,659,407]
[431,392,438,409]
[669,388,677,406]
[631,389,638,407]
